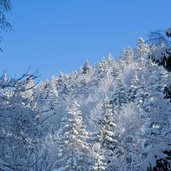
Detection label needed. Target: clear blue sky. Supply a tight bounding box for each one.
[1,0,171,80]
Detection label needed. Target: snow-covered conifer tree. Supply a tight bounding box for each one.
[56,101,91,171]
[134,37,150,67]
[110,74,128,111]
[97,96,117,169]
[92,143,106,171]
[98,98,116,148]
[120,46,134,65]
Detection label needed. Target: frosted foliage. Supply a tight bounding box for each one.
[141,142,171,170]
[0,74,40,171]
[135,37,150,57]
[98,98,116,148]
[20,77,35,99]
[1,37,171,170]
[152,47,171,61]
[56,101,91,171]
[120,46,134,64]
[93,143,106,171]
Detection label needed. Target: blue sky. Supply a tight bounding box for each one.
[1,0,171,80]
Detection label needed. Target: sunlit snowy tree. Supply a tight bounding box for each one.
[56,101,91,171]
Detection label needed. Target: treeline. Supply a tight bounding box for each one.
[0,31,171,170]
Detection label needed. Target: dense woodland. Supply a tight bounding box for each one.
[0,1,171,171]
[0,33,171,170]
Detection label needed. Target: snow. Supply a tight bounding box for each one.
[1,37,171,171]
[141,142,171,170]
[152,47,169,61]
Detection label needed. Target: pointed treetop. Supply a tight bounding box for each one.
[137,37,145,44]
[82,58,91,74]
[107,53,113,61]
[120,46,133,62]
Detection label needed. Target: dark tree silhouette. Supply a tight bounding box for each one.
[147,150,171,171]
[0,0,12,48]
[0,0,11,29]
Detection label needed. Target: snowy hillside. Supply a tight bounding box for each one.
[0,37,171,171]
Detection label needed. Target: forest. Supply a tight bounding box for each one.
[0,1,171,171]
[0,33,171,171]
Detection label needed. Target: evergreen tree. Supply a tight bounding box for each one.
[98,99,116,148]
[120,46,134,65]
[56,101,91,171]
[110,74,128,111]
[97,96,117,169]
[92,143,106,171]
[82,59,91,75]
[134,37,150,67]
